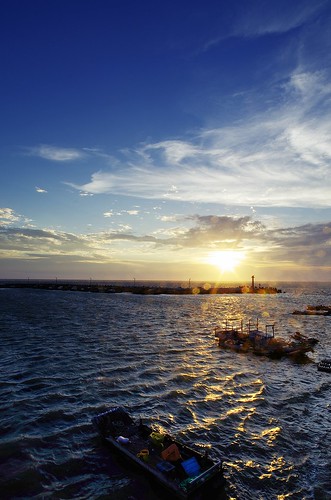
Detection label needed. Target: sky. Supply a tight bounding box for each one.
[1,0,331,283]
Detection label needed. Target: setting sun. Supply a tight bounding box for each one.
[207,250,245,272]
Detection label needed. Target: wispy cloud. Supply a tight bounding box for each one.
[232,0,327,38]
[66,70,331,209]
[0,208,32,227]
[0,208,20,225]
[202,0,327,52]
[79,191,94,197]
[29,145,85,161]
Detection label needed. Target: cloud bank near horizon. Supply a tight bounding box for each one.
[1,210,330,272]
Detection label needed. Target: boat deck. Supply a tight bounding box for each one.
[93,408,224,498]
[105,421,213,476]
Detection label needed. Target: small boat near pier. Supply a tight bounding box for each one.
[293,305,331,316]
[317,359,331,373]
[214,318,318,359]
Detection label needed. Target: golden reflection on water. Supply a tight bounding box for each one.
[259,455,289,480]
[236,407,256,433]
[206,387,235,399]
[226,405,246,416]
[250,417,281,446]
[237,384,264,403]
[268,455,287,472]
[245,459,259,469]
[261,426,281,444]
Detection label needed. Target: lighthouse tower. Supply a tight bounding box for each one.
[251,275,255,292]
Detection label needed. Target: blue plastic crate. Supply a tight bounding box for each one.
[181,457,200,477]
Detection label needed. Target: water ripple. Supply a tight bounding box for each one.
[0,285,331,499]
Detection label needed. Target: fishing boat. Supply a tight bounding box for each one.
[293,305,331,316]
[317,359,331,373]
[92,407,225,499]
[214,318,318,359]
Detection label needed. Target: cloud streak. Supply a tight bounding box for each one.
[202,0,327,53]
[29,145,85,161]
[57,70,331,209]
[232,0,327,38]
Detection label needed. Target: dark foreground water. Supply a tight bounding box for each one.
[0,283,331,500]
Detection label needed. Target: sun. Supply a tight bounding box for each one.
[207,250,245,272]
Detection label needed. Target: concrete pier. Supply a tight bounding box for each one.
[0,281,282,295]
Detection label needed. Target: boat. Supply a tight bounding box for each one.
[214,318,318,359]
[317,359,331,373]
[92,406,225,499]
[293,305,331,316]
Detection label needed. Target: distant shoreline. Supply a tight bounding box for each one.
[0,281,282,295]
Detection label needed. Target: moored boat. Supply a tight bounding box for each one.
[214,318,318,359]
[293,305,331,316]
[92,406,225,499]
[317,359,331,373]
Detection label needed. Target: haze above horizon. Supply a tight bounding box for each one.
[1,0,331,282]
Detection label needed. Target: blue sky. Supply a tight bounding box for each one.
[1,0,331,282]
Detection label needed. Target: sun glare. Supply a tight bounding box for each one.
[207,250,245,272]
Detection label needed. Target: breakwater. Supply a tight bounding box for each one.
[0,281,282,295]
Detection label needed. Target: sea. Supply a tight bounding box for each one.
[0,281,330,500]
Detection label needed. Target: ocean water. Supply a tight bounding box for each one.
[0,282,330,500]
